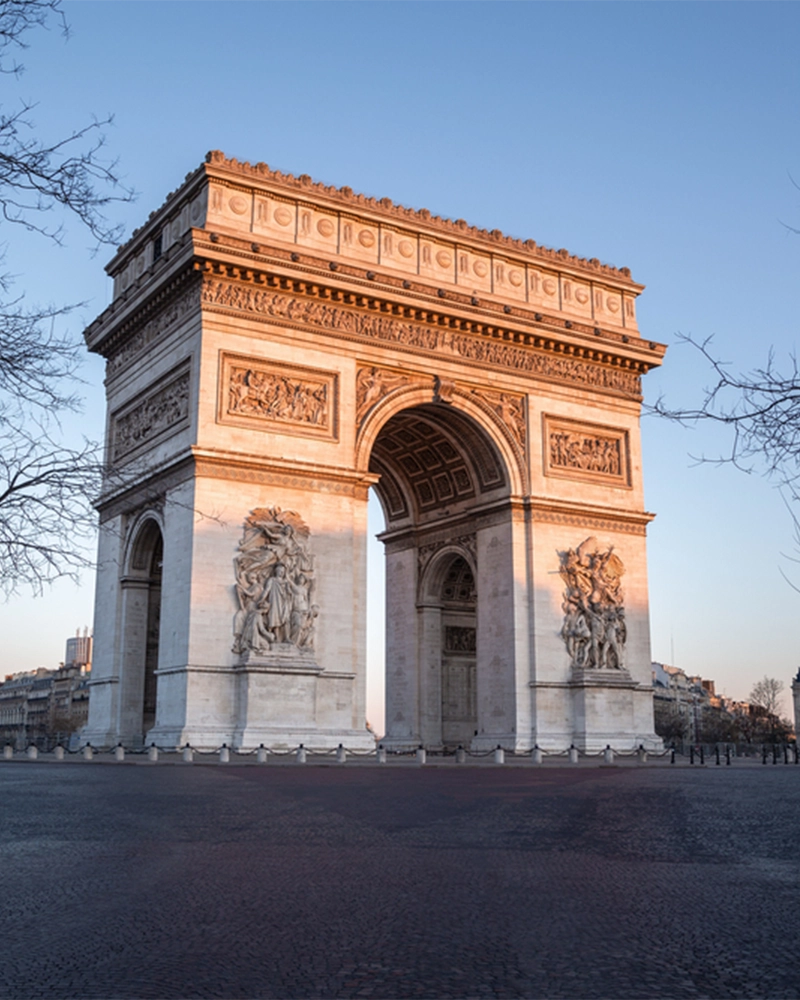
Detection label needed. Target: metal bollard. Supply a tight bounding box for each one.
[669,745,675,765]
[416,746,426,765]
[182,744,193,763]
[26,745,38,760]
[772,745,778,765]
[82,744,93,761]
[115,744,125,762]
[54,745,65,761]
[604,745,615,765]
[689,745,694,765]
[568,745,579,764]
[377,745,387,764]
[699,746,705,765]
[715,745,720,766]
[532,745,543,765]
[336,743,346,765]
[725,745,731,765]
[762,745,767,765]
[3,744,12,760]
[256,744,267,764]
[783,745,789,765]
[494,745,505,765]
[219,744,229,764]
[296,744,307,764]
[456,746,466,764]
[148,744,158,763]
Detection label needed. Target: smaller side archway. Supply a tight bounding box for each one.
[118,514,164,745]
[417,545,478,749]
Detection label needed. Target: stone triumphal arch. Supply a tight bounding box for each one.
[82,151,665,751]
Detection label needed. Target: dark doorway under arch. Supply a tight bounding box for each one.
[120,519,164,745]
[439,555,477,748]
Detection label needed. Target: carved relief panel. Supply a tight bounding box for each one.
[543,416,630,487]
[111,363,191,462]
[218,353,338,440]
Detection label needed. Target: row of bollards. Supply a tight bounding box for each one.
[6,740,798,766]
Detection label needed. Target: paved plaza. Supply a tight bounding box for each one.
[1,760,798,1000]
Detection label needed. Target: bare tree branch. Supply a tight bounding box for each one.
[0,0,136,596]
[648,334,800,491]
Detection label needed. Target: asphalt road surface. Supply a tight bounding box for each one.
[1,760,798,1000]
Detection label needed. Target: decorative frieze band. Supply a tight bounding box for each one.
[112,365,191,461]
[107,284,199,377]
[544,416,630,488]
[219,353,337,440]
[201,279,642,396]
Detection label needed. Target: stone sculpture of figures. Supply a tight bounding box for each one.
[558,536,626,670]
[232,507,317,655]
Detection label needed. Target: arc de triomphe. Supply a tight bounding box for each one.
[82,151,665,752]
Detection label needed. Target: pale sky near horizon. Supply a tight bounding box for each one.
[1,1,799,725]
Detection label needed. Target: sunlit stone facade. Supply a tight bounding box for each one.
[82,151,665,751]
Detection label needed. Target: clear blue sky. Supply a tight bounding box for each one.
[2,1,799,723]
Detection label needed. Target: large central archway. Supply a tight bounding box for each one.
[364,396,525,750]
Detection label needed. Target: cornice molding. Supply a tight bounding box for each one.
[197,261,647,399]
[526,497,655,536]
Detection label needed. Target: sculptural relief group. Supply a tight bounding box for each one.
[559,537,627,671]
[233,507,318,656]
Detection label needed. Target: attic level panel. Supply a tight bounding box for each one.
[102,157,650,342]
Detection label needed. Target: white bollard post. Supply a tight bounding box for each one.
[568,745,579,764]
[377,746,387,764]
[336,743,346,765]
[3,744,13,760]
[182,744,193,763]
[296,744,307,764]
[148,744,158,763]
[256,744,267,764]
[54,745,65,761]
[456,746,466,764]
[416,746,426,765]
[219,744,229,764]
[603,746,615,765]
[115,744,125,762]
[637,745,648,764]
[493,745,505,765]
[26,745,38,761]
[82,744,93,761]
[532,746,543,765]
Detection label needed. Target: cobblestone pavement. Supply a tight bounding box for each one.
[1,762,798,1000]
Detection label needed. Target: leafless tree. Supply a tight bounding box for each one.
[0,0,133,595]
[749,675,785,718]
[749,675,792,744]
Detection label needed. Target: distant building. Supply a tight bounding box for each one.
[0,630,91,748]
[65,629,92,671]
[652,662,792,746]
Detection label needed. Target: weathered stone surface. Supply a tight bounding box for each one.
[82,153,665,752]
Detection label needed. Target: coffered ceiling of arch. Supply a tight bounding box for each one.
[369,406,506,523]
